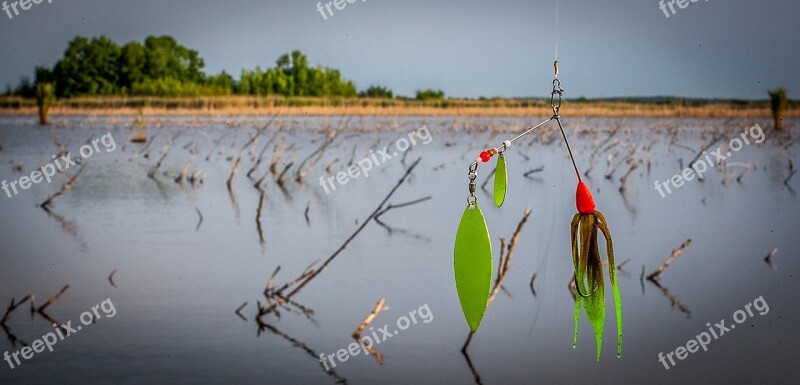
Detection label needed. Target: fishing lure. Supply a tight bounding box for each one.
[453,61,622,359]
[572,181,623,360]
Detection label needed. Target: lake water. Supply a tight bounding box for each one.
[0,115,797,384]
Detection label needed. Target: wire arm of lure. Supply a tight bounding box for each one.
[471,65,571,168]
[471,116,554,167]
[554,115,582,183]
[466,61,581,203]
[506,116,554,147]
[549,72,583,183]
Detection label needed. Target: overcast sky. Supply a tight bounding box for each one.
[0,0,797,99]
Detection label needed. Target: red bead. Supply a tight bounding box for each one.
[479,151,491,162]
[576,181,596,214]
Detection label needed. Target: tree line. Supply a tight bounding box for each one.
[8,35,445,100]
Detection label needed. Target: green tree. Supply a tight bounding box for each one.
[119,42,147,92]
[142,35,205,83]
[32,35,359,99]
[14,76,35,97]
[206,71,235,95]
[290,50,310,96]
[53,36,122,96]
[359,85,393,99]
[416,89,445,100]
[236,51,356,97]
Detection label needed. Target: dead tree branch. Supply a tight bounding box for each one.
[1,295,32,324]
[352,298,387,365]
[37,285,69,313]
[40,163,87,208]
[258,158,421,319]
[647,239,691,281]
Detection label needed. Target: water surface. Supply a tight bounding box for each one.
[0,115,797,384]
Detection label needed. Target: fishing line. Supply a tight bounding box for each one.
[554,0,559,62]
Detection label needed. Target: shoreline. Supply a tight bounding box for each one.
[1,96,796,118]
[1,106,796,118]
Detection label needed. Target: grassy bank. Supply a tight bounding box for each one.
[1,95,797,118]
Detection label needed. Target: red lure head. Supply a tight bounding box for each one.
[576,181,595,214]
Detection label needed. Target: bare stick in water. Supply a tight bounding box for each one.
[352,297,387,365]
[258,158,422,319]
[655,284,692,318]
[523,165,545,178]
[37,285,69,313]
[353,298,387,337]
[147,144,171,178]
[764,248,778,271]
[295,121,345,183]
[647,239,692,281]
[235,302,248,321]
[256,321,348,383]
[785,159,796,186]
[175,154,195,183]
[256,190,266,244]
[276,161,294,188]
[374,196,432,222]
[108,269,118,288]
[1,295,32,324]
[227,152,242,190]
[195,207,203,232]
[40,164,87,208]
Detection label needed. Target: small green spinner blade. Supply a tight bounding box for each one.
[494,155,507,207]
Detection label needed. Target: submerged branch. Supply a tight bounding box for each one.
[258,158,421,319]
[647,239,691,281]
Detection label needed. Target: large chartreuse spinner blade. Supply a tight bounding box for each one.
[494,154,507,207]
[454,203,493,332]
